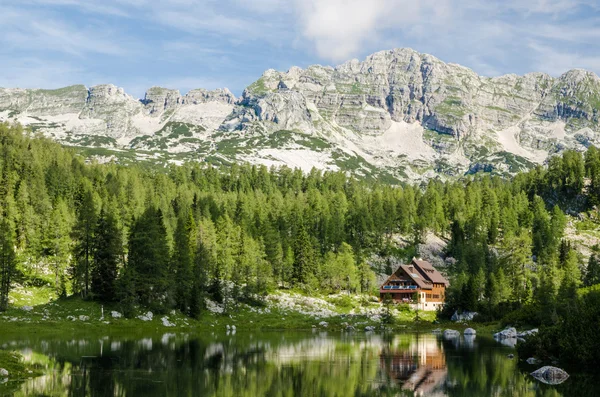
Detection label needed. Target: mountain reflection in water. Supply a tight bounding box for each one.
[0,331,597,396]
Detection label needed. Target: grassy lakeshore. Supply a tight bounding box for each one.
[0,294,502,339]
[0,350,43,395]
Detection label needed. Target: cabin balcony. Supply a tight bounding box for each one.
[380,285,418,291]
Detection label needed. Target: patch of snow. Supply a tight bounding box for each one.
[242,149,339,173]
[496,125,547,163]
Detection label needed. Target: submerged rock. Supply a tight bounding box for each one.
[531,366,569,385]
[464,328,476,335]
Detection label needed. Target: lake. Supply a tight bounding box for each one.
[0,330,597,396]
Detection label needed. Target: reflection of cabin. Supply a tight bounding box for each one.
[380,335,447,395]
[380,258,449,311]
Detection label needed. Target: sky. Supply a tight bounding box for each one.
[1,0,600,98]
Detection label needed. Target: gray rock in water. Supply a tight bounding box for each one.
[494,327,517,339]
[0,368,8,377]
[526,357,541,365]
[531,366,570,385]
[443,329,460,338]
[464,328,476,335]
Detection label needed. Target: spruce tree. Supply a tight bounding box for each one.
[584,254,600,287]
[72,187,98,298]
[0,218,16,311]
[293,221,315,285]
[172,213,195,313]
[128,207,170,309]
[91,208,122,301]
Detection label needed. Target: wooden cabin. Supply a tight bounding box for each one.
[380,258,449,311]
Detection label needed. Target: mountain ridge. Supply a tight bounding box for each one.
[1,48,599,182]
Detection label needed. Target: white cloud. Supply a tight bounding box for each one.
[293,0,450,61]
[528,42,600,76]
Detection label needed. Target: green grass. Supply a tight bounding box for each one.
[247,77,270,95]
[0,290,446,338]
[68,135,117,147]
[36,85,86,97]
[435,97,468,118]
[485,106,512,113]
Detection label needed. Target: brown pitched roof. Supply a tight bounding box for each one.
[412,258,449,286]
[381,259,449,291]
[398,264,433,290]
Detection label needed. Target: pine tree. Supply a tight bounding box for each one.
[0,218,16,311]
[91,207,122,301]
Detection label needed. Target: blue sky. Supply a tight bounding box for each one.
[1,0,600,98]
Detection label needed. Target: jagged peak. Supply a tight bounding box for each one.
[558,69,600,83]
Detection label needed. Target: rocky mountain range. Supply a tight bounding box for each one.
[1,48,600,182]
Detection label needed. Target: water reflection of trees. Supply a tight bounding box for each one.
[4,333,600,396]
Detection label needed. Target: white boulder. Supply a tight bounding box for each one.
[111,311,122,319]
[464,328,476,335]
[78,315,90,322]
[451,311,478,322]
[161,317,175,327]
[0,368,8,377]
[137,312,153,321]
[517,329,538,338]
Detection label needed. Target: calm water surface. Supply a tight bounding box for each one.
[0,330,597,396]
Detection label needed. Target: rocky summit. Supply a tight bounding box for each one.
[2,48,600,182]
